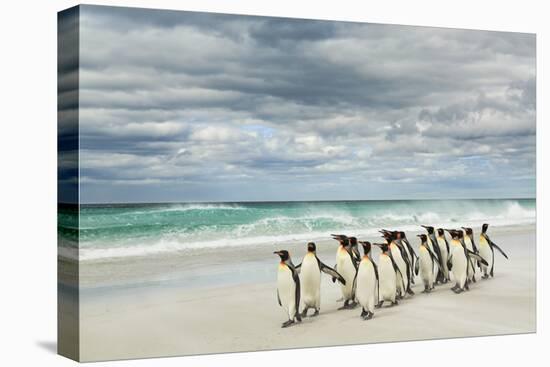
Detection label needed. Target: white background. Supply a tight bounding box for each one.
[0,0,546,366]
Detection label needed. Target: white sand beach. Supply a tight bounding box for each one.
[77,225,535,362]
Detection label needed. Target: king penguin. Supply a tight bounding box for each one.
[296,242,346,317]
[479,223,509,278]
[274,250,302,327]
[416,234,438,293]
[462,227,479,283]
[381,231,409,299]
[331,235,359,309]
[399,231,418,285]
[355,241,379,320]
[421,225,444,284]
[374,242,400,307]
[436,228,451,283]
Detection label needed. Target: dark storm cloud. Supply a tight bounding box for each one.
[77,5,536,203]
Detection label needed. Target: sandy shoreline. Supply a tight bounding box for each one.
[77,225,535,361]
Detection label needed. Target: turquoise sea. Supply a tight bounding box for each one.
[58,199,535,262]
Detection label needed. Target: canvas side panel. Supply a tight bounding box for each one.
[57,5,80,362]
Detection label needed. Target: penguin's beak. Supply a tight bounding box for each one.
[273,251,281,255]
[416,234,423,237]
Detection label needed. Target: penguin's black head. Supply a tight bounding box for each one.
[482,223,489,234]
[349,237,358,246]
[462,227,473,235]
[359,241,371,255]
[380,231,393,241]
[273,250,290,261]
[437,228,445,236]
[421,225,434,234]
[417,234,428,242]
[307,242,316,252]
[399,231,407,239]
[331,234,348,247]
[394,231,402,239]
[444,229,458,239]
[457,230,464,239]
[374,242,389,252]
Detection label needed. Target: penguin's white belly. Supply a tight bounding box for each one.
[356,259,377,311]
[450,244,467,287]
[479,241,492,272]
[300,255,321,307]
[419,247,433,286]
[277,264,296,318]
[337,250,356,299]
[378,255,396,301]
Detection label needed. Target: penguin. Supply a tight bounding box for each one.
[381,231,409,299]
[435,228,451,283]
[399,231,419,285]
[479,223,509,279]
[445,230,488,294]
[415,234,438,293]
[421,225,444,284]
[274,250,302,327]
[355,241,379,320]
[331,235,359,309]
[373,242,401,307]
[444,230,469,293]
[382,230,413,291]
[296,242,346,317]
[462,227,479,283]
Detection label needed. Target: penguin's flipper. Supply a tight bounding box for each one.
[352,246,361,262]
[294,263,302,274]
[294,275,302,322]
[319,260,346,285]
[490,241,509,260]
[372,261,380,301]
[414,259,419,275]
[467,250,489,266]
[277,290,282,306]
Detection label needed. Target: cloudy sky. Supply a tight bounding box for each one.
[76,5,536,203]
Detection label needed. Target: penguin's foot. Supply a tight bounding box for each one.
[295,314,302,322]
[390,300,398,306]
[362,312,373,320]
[407,288,415,296]
[338,300,349,310]
[465,283,470,291]
[482,274,489,279]
[396,294,403,300]
[375,301,383,309]
[472,276,476,283]
[442,279,448,284]
[310,310,319,317]
[452,287,463,294]
[281,320,295,328]
[301,309,309,317]
[450,285,458,291]
[360,309,368,318]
